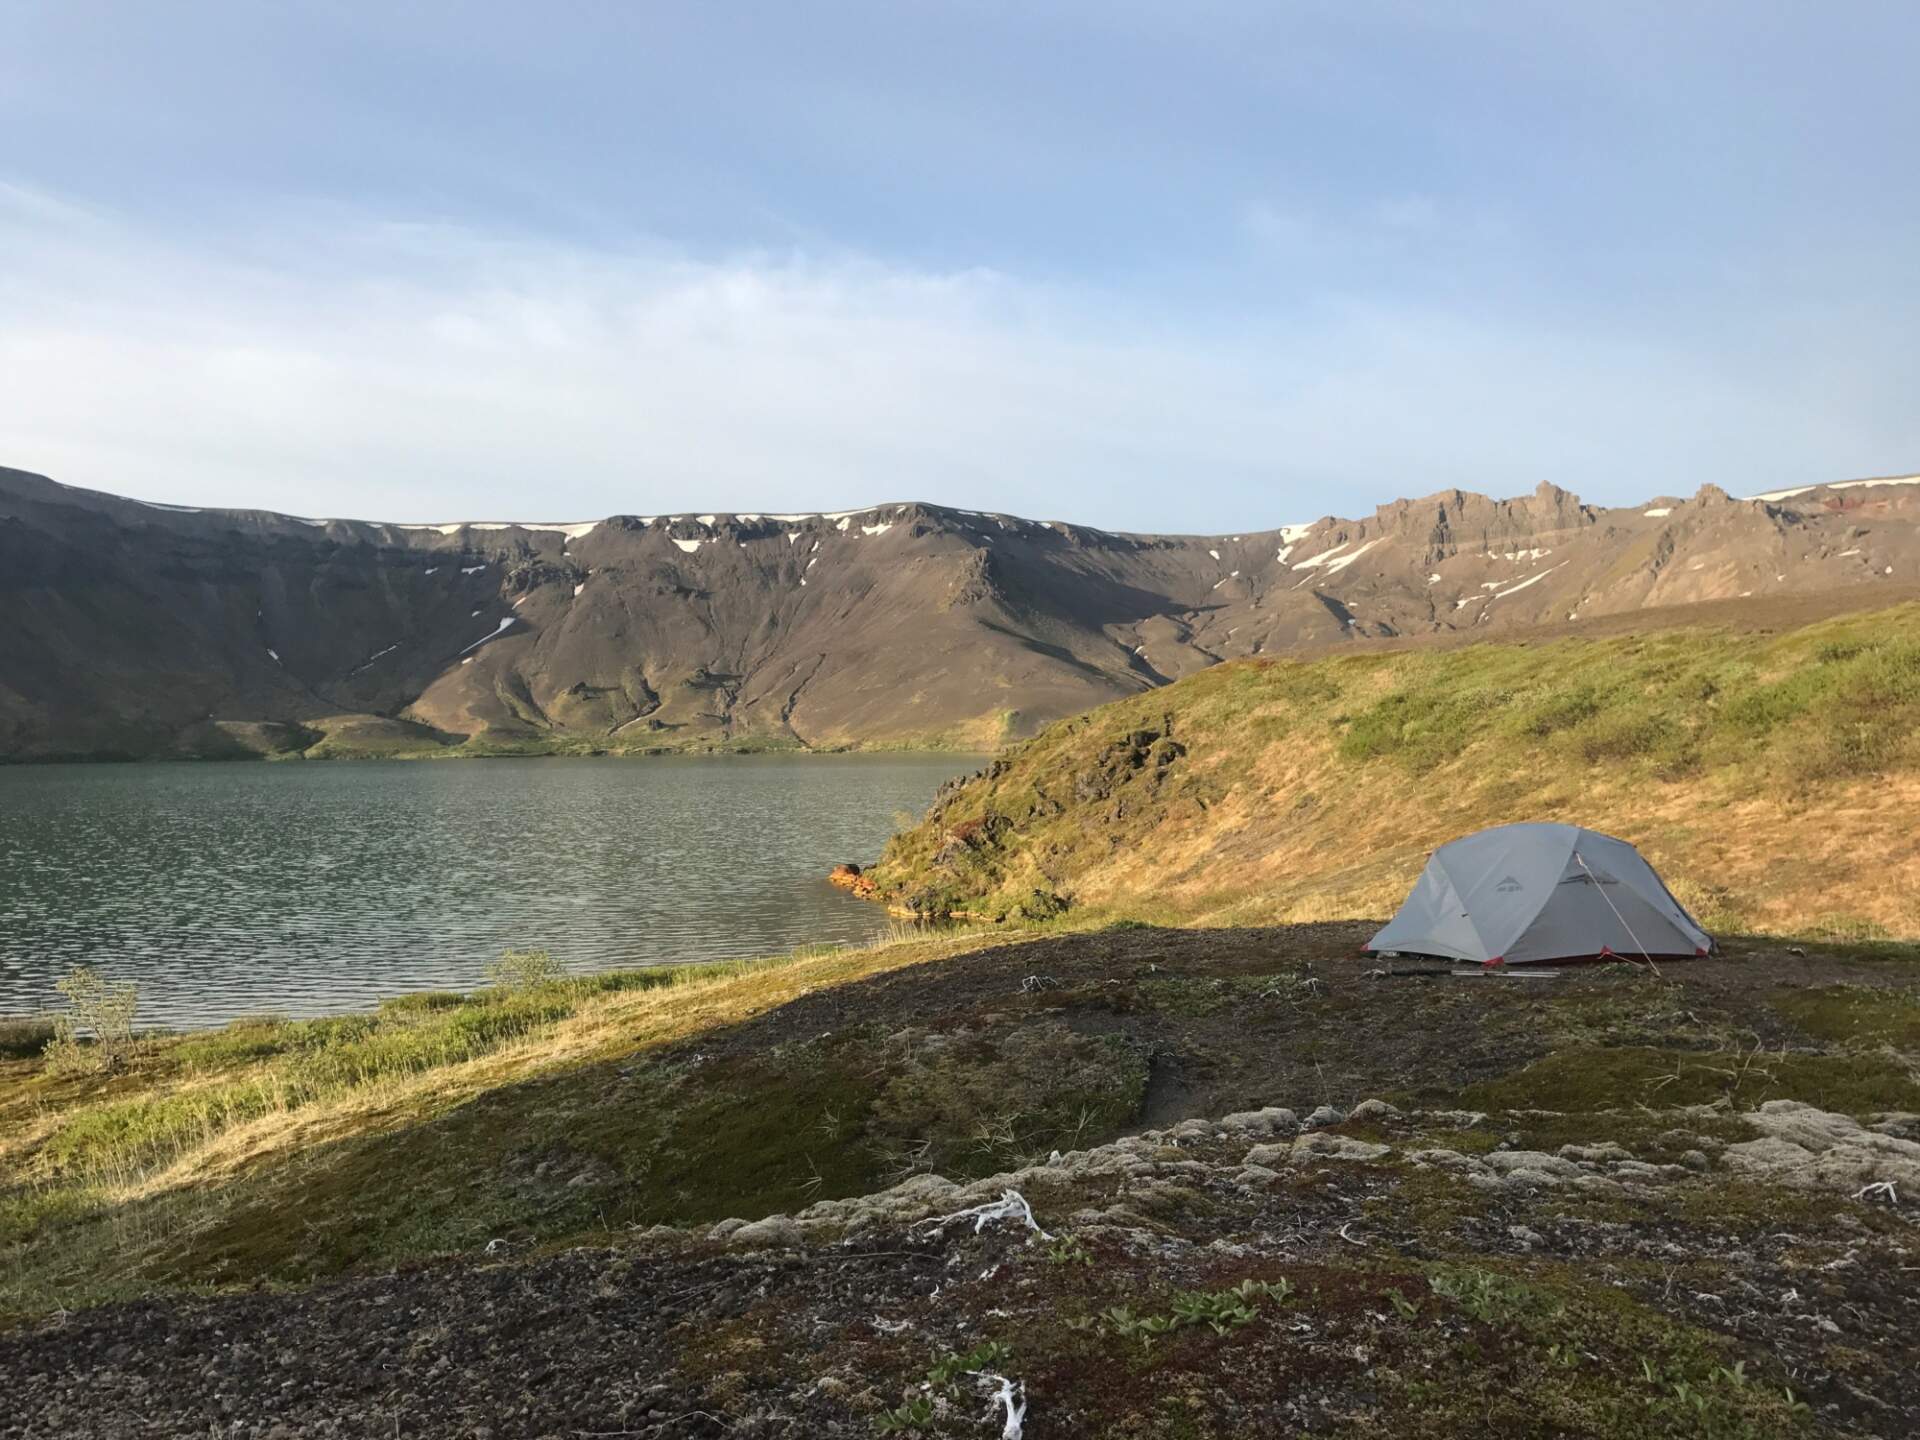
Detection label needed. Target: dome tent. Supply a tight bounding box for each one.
[1366,823,1712,967]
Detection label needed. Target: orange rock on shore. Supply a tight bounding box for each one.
[827,863,877,897]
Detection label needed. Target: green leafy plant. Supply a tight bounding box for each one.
[872,1397,934,1433]
[925,1340,1011,1389]
[1046,1234,1093,1266]
[1635,1353,1811,1436]
[1428,1266,1542,1326]
[1170,1288,1258,1335]
[1080,1280,1293,1349]
[874,1342,1012,1433]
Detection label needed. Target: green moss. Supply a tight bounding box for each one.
[1781,935,1920,963]
[990,1243,1818,1440]
[1369,1165,1485,1240]
[1376,1258,1817,1439]
[1338,689,1485,771]
[1721,637,1920,751]
[1460,1045,1920,1114]
[0,1185,98,1248]
[1412,1126,1502,1155]
[594,1046,888,1226]
[868,1023,1149,1175]
[1770,984,1920,1048]
[1659,1178,1886,1235]
[1500,1109,1745,1161]
[1138,976,1240,1017]
[116,1036,887,1288]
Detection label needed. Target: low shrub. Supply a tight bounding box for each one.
[486,948,569,991]
[173,1015,293,1070]
[42,985,583,1178]
[376,991,467,1015]
[44,967,140,1074]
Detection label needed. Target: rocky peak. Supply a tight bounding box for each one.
[2,463,1915,760]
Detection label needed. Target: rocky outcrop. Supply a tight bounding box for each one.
[1070,722,1185,808]
[1722,1100,1920,1195]
[693,1094,1793,1248]
[826,863,876,898]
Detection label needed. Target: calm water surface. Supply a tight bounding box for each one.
[0,754,977,1028]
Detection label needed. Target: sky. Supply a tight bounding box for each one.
[1,2,1917,533]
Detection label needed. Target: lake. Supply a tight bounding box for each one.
[0,754,978,1029]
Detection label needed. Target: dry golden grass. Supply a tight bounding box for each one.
[869,604,1920,939]
[4,927,1049,1314]
[1114,755,1920,938]
[11,929,1015,1206]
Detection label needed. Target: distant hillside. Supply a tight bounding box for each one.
[2,463,1918,760]
[864,602,1920,940]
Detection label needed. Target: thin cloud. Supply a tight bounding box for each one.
[0,187,1912,530]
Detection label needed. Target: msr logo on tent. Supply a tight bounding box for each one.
[1494,875,1523,892]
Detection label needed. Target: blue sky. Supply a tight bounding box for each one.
[1,2,1916,531]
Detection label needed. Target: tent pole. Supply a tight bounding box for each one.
[1575,851,1662,979]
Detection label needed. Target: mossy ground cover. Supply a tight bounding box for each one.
[1460,1044,1920,1115]
[880,1119,1899,1437]
[11,1137,1882,1438]
[1769,981,1920,1048]
[6,921,1916,1328]
[3,921,1918,1434]
[864,603,1920,938]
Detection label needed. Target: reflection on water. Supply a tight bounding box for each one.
[0,754,977,1029]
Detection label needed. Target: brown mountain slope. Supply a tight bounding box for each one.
[1,464,1916,759]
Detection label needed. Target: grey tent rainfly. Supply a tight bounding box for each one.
[1366,823,1712,967]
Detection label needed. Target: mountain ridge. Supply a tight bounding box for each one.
[3,463,1917,760]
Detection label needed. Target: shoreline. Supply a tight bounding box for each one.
[0,739,999,767]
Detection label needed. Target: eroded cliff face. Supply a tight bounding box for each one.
[1,464,1915,759]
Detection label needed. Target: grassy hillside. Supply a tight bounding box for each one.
[865,602,1920,939]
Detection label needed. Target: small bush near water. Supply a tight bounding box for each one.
[44,966,141,1075]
